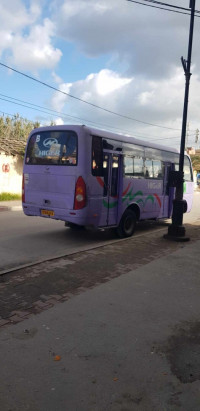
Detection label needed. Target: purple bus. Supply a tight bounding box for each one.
[22,125,194,237]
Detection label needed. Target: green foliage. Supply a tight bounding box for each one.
[0,192,21,201]
[190,154,200,172]
[0,113,41,157]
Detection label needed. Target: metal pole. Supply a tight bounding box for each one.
[164,0,195,241]
[179,0,195,187]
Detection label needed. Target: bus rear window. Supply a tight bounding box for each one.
[25,130,77,165]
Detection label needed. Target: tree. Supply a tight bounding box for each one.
[0,114,41,157]
[190,154,200,172]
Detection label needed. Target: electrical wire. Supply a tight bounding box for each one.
[0,96,176,140]
[126,0,200,17]
[0,61,183,131]
[0,107,196,147]
[139,0,199,13]
[0,92,184,139]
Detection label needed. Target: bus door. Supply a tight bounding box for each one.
[103,152,123,226]
[162,162,174,218]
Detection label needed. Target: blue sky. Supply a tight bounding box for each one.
[0,0,200,149]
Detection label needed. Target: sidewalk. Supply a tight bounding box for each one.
[0,224,200,410]
[0,200,22,211]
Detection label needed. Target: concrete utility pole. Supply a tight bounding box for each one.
[165,0,196,241]
[195,128,199,146]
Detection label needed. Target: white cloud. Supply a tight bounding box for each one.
[0,0,199,150]
[53,0,199,80]
[54,117,64,125]
[8,18,62,72]
[0,0,40,31]
[96,69,132,96]
[50,68,182,126]
[50,81,72,112]
[51,69,132,111]
[49,65,200,148]
[52,71,62,84]
[0,1,62,72]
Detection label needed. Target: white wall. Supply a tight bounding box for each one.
[0,152,23,194]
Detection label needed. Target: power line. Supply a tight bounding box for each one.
[140,0,199,13]
[0,61,182,131]
[0,94,179,140]
[0,92,183,139]
[0,107,196,147]
[126,0,200,17]
[0,110,31,121]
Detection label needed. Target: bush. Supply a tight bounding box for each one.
[0,192,22,201]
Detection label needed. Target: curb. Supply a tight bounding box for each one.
[0,206,22,212]
[0,226,168,277]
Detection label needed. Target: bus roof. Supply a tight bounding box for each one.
[30,124,179,155]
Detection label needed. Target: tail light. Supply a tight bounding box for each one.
[74,176,86,210]
[22,173,25,203]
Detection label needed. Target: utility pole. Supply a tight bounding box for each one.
[195,128,199,147]
[164,0,195,241]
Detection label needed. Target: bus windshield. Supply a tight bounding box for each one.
[25,130,78,166]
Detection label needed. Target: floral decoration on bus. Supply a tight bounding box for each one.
[96,177,161,209]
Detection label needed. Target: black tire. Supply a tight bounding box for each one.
[116,209,137,238]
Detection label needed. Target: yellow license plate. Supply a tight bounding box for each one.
[41,209,55,217]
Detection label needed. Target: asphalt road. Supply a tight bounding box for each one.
[0,191,199,274]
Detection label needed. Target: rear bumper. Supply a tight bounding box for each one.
[22,203,98,227]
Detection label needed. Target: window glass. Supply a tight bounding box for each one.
[124,157,133,175]
[145,147,162,161]
[145,159,154,178]
[184,156,193,181]
[92,136,103,176]
[175,157,193,181]
[111,156,119,196]
[133,157,144,176]
[103,138,122,151]
[123,142,144,157]
[161,150,179,163]
[153,160,163,178]
[103,154,108,196]
[26,130,77,165]
[124,156,144,177]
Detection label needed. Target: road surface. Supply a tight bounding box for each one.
[0,191,199,273]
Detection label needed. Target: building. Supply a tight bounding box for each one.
[0,138,26,195]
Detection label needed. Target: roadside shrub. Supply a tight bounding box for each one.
[0,192,22,201]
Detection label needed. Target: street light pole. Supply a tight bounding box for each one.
[165,0,195,241]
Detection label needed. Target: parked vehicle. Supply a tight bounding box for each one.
[197,173,200,185]
[22,125,194,237]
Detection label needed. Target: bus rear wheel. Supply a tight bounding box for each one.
[117,209,136,238]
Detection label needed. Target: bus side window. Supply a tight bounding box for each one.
[145,159,153,178]
[133,157,144,177]
[175,158,193,182]
[124,156,134,176]
[92,136,103,176]
[153,160,163,179]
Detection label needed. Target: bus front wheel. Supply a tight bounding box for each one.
[117,209,136,238]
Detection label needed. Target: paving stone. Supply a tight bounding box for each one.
[9,315,24,323]
[0,319,10,327]
[0,223,200,330]
[10,310,30,317]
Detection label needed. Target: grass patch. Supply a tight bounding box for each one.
[0,192,22,201]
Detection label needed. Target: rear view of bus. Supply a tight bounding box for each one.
[22,125,86,225]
